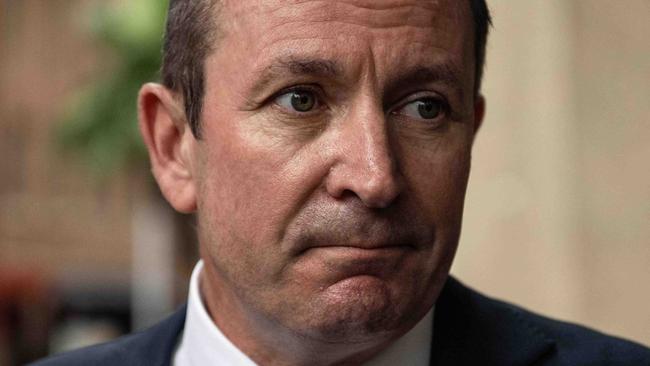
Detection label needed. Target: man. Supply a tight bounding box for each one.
[34,0,650,365]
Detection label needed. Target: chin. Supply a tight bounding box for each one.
[298,275,421,343]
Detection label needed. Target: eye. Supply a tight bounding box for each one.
[275,89,317,113]
[397,97,445,120]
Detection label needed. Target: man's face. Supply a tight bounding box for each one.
[193,0,480,345]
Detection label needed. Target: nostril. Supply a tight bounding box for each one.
[359,171,401,208]
[326,170,402,209]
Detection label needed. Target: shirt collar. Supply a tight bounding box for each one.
[173,260,433,366]
[173,260,257,366]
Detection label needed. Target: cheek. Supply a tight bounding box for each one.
[195,120,324,265]
[404,138,471,225]
[195,144,292,290]
[198,143,281,245]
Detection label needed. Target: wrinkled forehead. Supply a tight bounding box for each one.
[213,0,474,87]
[221,0,469,28]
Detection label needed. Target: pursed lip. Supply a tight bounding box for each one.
[296,243,415,280]
[298,241,416,255]
[287,219,423,256]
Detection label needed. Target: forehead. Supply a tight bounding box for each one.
[220,0,469,29]
[212,0,474,86]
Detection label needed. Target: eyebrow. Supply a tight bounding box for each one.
[385,62,465,100]
[247,56,464,102]
[249,56,344,96]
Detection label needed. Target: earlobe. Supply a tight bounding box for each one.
[138,83,198,213]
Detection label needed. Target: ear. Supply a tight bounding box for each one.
[472,95,486,141]
[138,83,197,213]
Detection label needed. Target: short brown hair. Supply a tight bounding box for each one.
[161,0,491,138]
[161,0,218,138]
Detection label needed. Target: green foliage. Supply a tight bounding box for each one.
[58,0,168,177]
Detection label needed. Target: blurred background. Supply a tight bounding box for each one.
[0,0,648,364]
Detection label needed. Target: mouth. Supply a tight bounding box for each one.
[302,244,414,258]
[294,232,418,255]
[296,243,415,279]
[303,242,415,252]
[295,243,416,266]
[299,243,415,268]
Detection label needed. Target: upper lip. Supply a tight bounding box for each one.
[287,211,421,255]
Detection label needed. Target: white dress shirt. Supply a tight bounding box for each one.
[173,261,433,366]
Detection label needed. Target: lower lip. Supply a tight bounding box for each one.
[301,245,412,269]
[295,246,413,284]
[325,274,388,294]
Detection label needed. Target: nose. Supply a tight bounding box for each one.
[324,103,403,208]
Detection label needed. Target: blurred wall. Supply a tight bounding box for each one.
[0,0,133,285]
[454,0,650,345]
[0,1,136,363]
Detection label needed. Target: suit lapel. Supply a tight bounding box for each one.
[430,277,556,366]
[133,305,187,366]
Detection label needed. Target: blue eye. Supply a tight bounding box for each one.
[399,98,444,120]
[276,90,317,112]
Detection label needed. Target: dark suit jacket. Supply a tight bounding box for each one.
[31,277,650,365]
